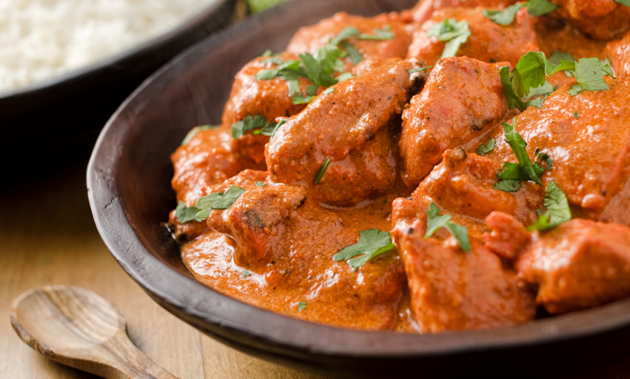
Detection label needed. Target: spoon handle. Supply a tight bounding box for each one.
[100,333,178,379]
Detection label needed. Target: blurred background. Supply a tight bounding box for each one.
[0,0,288,186]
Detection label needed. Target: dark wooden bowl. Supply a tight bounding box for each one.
[0,0,235,182]
[87,0,630,377]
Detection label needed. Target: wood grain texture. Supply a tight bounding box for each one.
[0,161,327,379]
[11,286,177,379]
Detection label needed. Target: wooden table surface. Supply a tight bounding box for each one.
[2,162,630,379]
[0,161,326,379]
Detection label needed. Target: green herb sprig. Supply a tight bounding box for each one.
[427,19,471,58]
[528,181,571,231]
[424,203,471,252]
[176,186,246,223]
[333,229,396,268]
[483,0,558,25]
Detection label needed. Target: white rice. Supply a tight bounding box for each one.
[0,0,213,92]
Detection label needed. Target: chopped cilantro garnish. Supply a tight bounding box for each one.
[323,87,335,95]
[477,138,496,155]
[526,0,559,16]
[181,125,217,146]
[424,203,471,252]
[242,270,251,277]
[337,72,355,82]
[408,65,434,74]
[261,49,274,57]
[549,51,575,77]
[427,19,471,58]
[499,117,544,185]
[615,0,630,6]
[333,229,395,268]
[314,157,331,184]
[298,301,307,311]
[255,181,266,187]
[566,58,614,96]
[340,41,363,64]
[358,25,395,40]
[484,0,557,24]
[573,111,579,118]
[232,115,276,139]
[483,3,525,25]
[494,179,521,192]
[262,57,285,65]
[331,26,360,46]
[195,186,246,220]
[291,95,316,104]
[176,201,202,223]
[528,181,571,231]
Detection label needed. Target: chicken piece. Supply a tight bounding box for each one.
[410,0,518,24]
[485,77,630,216]
[194,170,407,330]
[535,18,608,89]
[393,205,536,333]
[222,52,314,165]
[551,0,630,40]
[513,218,630,314]
[286,12,412,69]
[484,211,531,260]
[266,58,428,206]
[412,149,542,236]
[606,30,630,78]
[400,57,509,187]
[407,7,539,67]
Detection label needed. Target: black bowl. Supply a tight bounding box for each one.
[87,0,630,377]
[0,0,235,182]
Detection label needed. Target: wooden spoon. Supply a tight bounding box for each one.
[10,285,177,379]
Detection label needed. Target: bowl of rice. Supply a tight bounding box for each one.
[0,0,235,178]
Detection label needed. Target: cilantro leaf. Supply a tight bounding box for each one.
[548,51,575,77]
[331,26,360,46]
[195,186,245,220]
[512,52,549,96]
[340,41,364,64]
[332,229,395,268]
[526,0,559,16]
[232,115,276,139]
[483,3,525,25]
[499,66,527,111]
[522,81,554,101]
[500,118,544,185]
[427,19,471,58]
[291,95,315,104]
[477,138,496,155]
[337,72,355,82]
[242,270,251,277]
[255,181,266,187]
[298,301,307,311]
[424,202,452,238]
[615,0,630,6]
[573,111,579,118]
[176,201,201,223]
[408,65,434,73]
[181,125,217,146]
[323,87,335,95]
[568,58,613,96]
[359,25,395,40]
[314,157,331,184]
[528,181,571,231]
[424,203,471,252]
[494,179,522,192]
[262,57,285,65]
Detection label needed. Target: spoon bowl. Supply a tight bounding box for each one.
[11,285,176,379]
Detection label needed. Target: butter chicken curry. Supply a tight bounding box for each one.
[168,0,630,333]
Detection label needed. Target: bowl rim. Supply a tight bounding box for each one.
[0,0,229,100]
[87,0,630,361]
